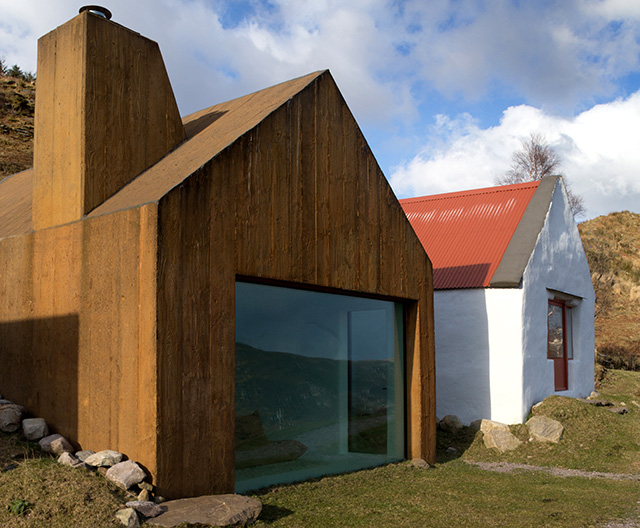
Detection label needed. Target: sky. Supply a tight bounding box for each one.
[1,0,639,220]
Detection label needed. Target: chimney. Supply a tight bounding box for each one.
[33,7,185,230]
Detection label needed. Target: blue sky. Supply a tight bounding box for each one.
[1,0,639,219]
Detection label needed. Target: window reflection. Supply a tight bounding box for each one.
[235,282,404,492]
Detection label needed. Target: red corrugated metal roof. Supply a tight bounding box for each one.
[400,181,541,289]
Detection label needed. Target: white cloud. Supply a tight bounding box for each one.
[390,91,640,219]
[2,0,639,218]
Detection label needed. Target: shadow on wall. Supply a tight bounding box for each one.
[0,315,79,441]
[434,265,492,425]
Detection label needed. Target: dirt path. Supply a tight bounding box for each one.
[466,461,640,527]
[465,460,640,481]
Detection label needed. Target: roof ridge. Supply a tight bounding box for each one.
[400,180,541,204]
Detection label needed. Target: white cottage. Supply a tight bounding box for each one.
[400,176,595,424]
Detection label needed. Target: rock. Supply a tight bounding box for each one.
[138,489,151,502]
[0,399,13,405]
[126,500,164,519]
[58,452,84,468]
[531,401,547,415]
[139,481,154,492]
[154,496,166,505]
[106,460,146,490]
[409,458,430,469]
[39,434,74,455]
[115,507,140,527]
[446,446,458,455]
[85,449,124,467]
[439,414,463,433]
[483,429,522,452]
[526,416,564,443]
[469,419,482,432]
[0,404,25,433]
[2,463,18,472]
[587,391,600,399]
[75,450,95,462]
[479,419,510,434]
[608,406,628,415]
[22,418,49,441]
[146,494,262,527]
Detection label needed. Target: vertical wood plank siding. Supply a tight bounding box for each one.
[0,205,159,477]
[33,12,184,230]
[156,71,435,497]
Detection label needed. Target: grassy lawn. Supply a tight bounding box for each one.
[3,368,640,527]
[250,460,640,528]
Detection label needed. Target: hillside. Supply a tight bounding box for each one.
[579,211,640,364]
[0,71,35,179]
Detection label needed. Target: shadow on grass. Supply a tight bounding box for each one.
[255,504,295,523]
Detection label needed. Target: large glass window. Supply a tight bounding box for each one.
[235,281,405,492]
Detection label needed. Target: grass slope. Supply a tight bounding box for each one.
[579,211,640,361]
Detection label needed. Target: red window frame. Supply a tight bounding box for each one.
[548,299,570,391]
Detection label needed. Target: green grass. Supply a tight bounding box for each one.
[249,460,640,528]
[3,369,640,527]
[0,435,129,528]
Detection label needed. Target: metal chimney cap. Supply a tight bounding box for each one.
[79,5,112,20]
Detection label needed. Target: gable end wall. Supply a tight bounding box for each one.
[155,72,435,498]
[521,180,595,418]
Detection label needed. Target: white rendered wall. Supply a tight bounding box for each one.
[434,288,524,425]
[520,182,595,419]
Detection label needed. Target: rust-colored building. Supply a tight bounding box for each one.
[0,9,435,498]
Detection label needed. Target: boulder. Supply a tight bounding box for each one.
[22,418,49,441]
[58,452,84,468]
[84,450,123,467]
[409,458,430,469]
[469,419,482,432]
[106,460,146,490]
[531,401,544,414]
[526,416,564,443]
[39,434,74,455]
[439,414,463,433]
[608,406,628,415]
[479,419,510,434]
[115,507,140,527]
[126,500,164,519]
[146,494,262,527]
[0,404,25,433]
[483,429,522,452]
[138,489,151,502]
[75,450,95,462]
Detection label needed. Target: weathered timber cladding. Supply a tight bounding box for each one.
[0,205,158,475]
[155,71,435,497]
[33,12,184,230]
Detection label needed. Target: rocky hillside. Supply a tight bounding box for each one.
[579,211,640,366]
[0,68,35,179]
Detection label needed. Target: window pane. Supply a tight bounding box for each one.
[565,308,573,360]
[235,282,404,492]
[548,303,564,359]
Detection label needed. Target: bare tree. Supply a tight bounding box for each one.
[496,133,585,218]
